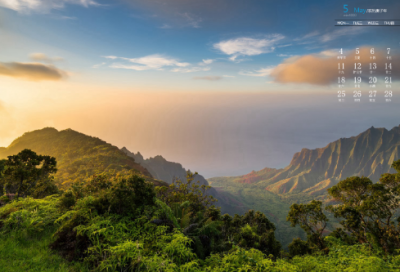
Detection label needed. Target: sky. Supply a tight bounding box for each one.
[1,0,400,177]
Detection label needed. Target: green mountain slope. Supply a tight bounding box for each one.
[0,128,239,220]
[0,128,166,188]
[263,126,400,196]
[210,125,400,199]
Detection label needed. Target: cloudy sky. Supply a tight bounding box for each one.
[1,0,400,177]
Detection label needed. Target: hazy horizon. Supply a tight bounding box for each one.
[1,0,399,178]
[2,90,399,178]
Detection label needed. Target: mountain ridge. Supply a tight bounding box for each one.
[0,127,161,187]
[209,125,400,197]
[120,147,210,186]
[120,147,245,215]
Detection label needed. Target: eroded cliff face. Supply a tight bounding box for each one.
[211,125,400,197]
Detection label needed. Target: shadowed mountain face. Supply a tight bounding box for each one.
[120,147,244,215]
[121,147,218,196]
[121,147,210,186]
[210,125,400,197]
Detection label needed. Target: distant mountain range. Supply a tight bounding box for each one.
[121,147,210,186]
[209,125,400,198]
[2,125,399,200]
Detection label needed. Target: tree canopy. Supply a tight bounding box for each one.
[0,149,58,199]
[326,160,400,253]
[2,149,400,271]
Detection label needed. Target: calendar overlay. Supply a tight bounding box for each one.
[335,20,400,26]
[337,48,394,103]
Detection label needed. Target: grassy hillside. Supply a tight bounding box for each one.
[0,128,166,188]
[0,229,87,272]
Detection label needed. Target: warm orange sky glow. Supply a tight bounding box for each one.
[1,75,398,177]
[1,0,399,177]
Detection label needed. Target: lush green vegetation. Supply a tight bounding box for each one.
[0,128,163,188]
[208,178,306,247]
[0,149,58,199]
[2,148,400,271]
[208,126,400,246]
[0,196,88,271]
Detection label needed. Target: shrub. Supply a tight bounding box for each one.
[0,195,60,236]
[288,238,311,257]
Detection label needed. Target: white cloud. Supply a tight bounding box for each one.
[277,44,292,48]
[317,49,338,57]
[106,54,190,71]
[171,67,210,73]
[0,0,100,13]
[103,56,118,60]
[229,55,238,61]
[129,55,190,69]
[213,35,285,60]
[105,54,209,73]
[222,75,235,78]
[228,55,248,63]
[202,59,214,65]
[239,66,274,77]
[320,28,366,43]
[180,12,202,28]
[92,62,106,68]
[160,24,172,29]
[302,31,319,39]
[193,76,221,81]
[156,12,202,29]
[60,15,77,20]
[109,63,151,71]
[294,31,319,41]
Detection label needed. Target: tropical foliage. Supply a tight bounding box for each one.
[1,149,58,199]
[2,148,400,271]
[326,160,400,254]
